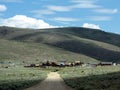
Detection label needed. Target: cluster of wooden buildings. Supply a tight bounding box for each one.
[24,61,117,68]
[24,60,83,68]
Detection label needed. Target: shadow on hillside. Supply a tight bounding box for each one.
[1,27,120,47]
[45,40,120,62]
[10,32,47,41]
[54,27,120,47]
[8,29,120,62]
[62,71,120,90]
[10,31,71,42]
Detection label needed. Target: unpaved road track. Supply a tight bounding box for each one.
[24,72,74,90]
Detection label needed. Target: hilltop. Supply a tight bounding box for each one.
[0,26,120,64]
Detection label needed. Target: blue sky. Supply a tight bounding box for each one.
[0,0,119,34]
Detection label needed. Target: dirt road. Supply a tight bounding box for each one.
[24,72,74,90]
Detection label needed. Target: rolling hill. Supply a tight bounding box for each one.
[0,26,120,64]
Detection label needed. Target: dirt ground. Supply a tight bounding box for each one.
[24,72,74,90]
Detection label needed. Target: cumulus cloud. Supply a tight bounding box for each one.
[0,5,7,11]
[0,15,54,29]
[82,23,101,29]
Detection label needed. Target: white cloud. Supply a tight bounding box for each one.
[36,0,100,14]
[46,2,100,12]
[82,23,101,29]
[32,9,55,15]
[47,5,71,12]
[94,8,118,14]
[54,17,79,22]
[90,16,112,21]
[71,0,100,9]
[72,0,118,14]
[71,0,96,4]
[71,3,100,9]
[0,5,7,12]
[0,15,54,29]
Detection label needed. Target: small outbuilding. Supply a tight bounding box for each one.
[98,62,113,66]
[59,60,66,66]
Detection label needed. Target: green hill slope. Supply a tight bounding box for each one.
[0,26,120,64]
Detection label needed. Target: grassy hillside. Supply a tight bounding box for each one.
[0,39,98,64]
[0,26,120,64]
